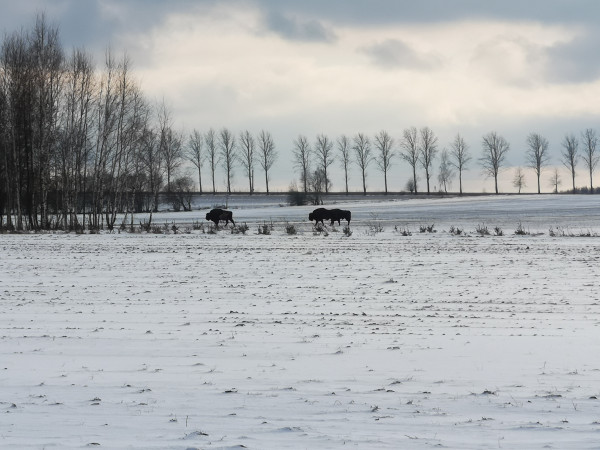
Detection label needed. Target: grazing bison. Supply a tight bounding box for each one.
[308,208,331,225]
[205,208,235,227]
[309,208,352,226]
[328,208,351,226]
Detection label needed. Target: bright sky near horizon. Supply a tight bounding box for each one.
[2,0,600,193]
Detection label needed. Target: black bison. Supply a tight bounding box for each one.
[308,208,330,225]
[308,208,351,226]
[328,208,351,226]
[205,208,235,227]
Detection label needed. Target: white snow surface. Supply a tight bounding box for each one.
[2,194,600,449]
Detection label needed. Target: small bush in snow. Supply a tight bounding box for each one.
[367,214,384,234]
[515,222,529,235]
[394,225,412,236]
[258,223,271,235]
[313,223,328,236]
[232,223,249,234]
[494,226,504,236]
[476,224,490,236]
[285,222,297,235]
[287,186,308,206]
[343,225,352,237]
[578,229,596,237]
[449,225,463,235]
[139,220,151,232]
[549,226,570,237]
[419,224,436,233]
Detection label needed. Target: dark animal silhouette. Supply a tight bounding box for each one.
[328,208,351,226]
[309,208,351,226]
[308,208,331,225]
[206,208,235,227]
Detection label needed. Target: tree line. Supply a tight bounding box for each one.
[292,126,599,200]
[2,15,599,231]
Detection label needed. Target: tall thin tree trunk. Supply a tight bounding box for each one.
[265,172,269,195]
[413,167,418,194]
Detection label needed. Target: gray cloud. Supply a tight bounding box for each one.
[4,1,600,51]
[361,39,441,70]
[0,0,204,52]
[264,11,336,42]
[253,0,600,27]
[544,31,600,83]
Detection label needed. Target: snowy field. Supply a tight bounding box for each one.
[2,195,600,449]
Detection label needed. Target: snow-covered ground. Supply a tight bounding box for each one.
[2,195,600,449]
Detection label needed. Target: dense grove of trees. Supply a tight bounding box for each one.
[0,16,280,230]
[0,16,170,230]
[2,15,600,230]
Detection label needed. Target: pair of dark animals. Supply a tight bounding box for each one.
[308,208,351,226]
[205,207,352,228]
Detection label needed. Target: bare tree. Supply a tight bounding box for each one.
[113,71,148,230]
[238,130,255,193]
[314,134,334,193]
[449,133,471,195]
[1,14,65,230]
[31,14,65,229]
[561,133,579,191]
[60,48,96,229]
[337,134,351,194]
[204,128,219,193]
[219,127,236,194]
[309,168,328,205]
[549,168,561,193]
[353,133,373,195]
[437,149,453,193]
[2,29,36,230]
[513,167,526,193]
[293,135,311,193]
[140,126,163,216]
[419,127,438,194]
[526,132,550,194]
[91,51,148,230]
[171,175,194,211]
[374,130,395,194]
[581,128,599,193]
[161,128,183,192]
[186,129,204,193]
[91,48,121,229]
[480,131,510,194]
[257,130,276,194]
[157,101,183,192]
[400,126,420,194]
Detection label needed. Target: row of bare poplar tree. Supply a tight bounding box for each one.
[292,127,600,200]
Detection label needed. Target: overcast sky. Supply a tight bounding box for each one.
[3,0,600,193]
